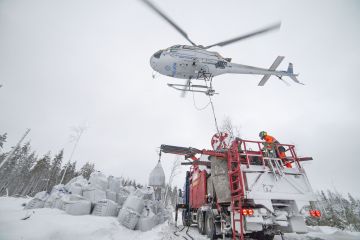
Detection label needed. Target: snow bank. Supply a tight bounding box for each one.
[3,197,359,240]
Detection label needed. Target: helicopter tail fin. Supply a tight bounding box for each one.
[287,63,304,85]
[258,56,284,86]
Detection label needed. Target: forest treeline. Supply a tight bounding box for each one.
[0,133,141,196]
[0,132,180,206]
[308,190,360,231]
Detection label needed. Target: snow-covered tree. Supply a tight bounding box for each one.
[80,162,95,180]
[308,190,360,231]
[25,153,51,195]
[60,161,79,184]
[0,133,7,149]
[46,150,63,191]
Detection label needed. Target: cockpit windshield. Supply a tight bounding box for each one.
[170,45,181,49]
[153,50,163,59]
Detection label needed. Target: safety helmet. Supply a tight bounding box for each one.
[259,131,267,139]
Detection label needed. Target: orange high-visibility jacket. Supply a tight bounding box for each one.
[263,135,279,144]
[264,135,287,160]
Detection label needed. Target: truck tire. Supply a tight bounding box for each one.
[182,210,191,226]
[205,210,217,240]
[197,210,205,235]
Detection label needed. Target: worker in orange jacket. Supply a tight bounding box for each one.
[259,131,291,168]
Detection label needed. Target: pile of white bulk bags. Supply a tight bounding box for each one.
[25,171,172,232]
[92,199,119,217]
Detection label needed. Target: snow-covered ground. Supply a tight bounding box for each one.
[1,197,359,240]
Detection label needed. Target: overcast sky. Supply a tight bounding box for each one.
[0,0,359,197]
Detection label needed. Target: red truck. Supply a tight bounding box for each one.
[160,136,320,240]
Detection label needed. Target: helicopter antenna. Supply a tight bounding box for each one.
[140,0,197,46]
[204,22,281,49]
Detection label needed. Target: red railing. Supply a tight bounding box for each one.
[237,139,301,169]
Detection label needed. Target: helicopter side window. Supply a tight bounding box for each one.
[153,50,163,59]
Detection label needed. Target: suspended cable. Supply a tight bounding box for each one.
[192,91,211,111]
[208,94,220,135]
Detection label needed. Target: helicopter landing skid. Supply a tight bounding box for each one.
[167,70,217,96]
[167,83,217,96]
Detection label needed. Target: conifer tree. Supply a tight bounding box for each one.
[46,150,63,191]
[80,162,95,180]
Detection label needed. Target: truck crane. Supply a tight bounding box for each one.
[160,135,320,240]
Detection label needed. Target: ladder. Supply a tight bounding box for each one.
[227,140,245,240]
[265,150,285,181]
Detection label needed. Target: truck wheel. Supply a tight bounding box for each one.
[182,210,191,226]
[205,210,217,240]
[197,210,205,235]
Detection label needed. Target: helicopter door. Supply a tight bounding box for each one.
[178,61,194,78]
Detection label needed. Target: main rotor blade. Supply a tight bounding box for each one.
[204,22,281,49]
[141,0,197,46]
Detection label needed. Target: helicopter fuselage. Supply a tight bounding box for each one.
[150,45,296,82]
[150,45,229,80]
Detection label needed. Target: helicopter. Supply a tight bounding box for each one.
[142,0,302,96]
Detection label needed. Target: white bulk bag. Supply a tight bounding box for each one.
[65,175,88,189]
[83,186,106,203]
[92,199,118,217]
[25,198,45,209]
[141,186,155,201]
[65,176,88,195]
[108,176,122,193]
[118,208,140,230]
[44,185,68,209]
[136,212,158,232]
[53,197,66,210]
[34,191,49,200]
[122,194,144,213]
[89,171,108,191]
[116,187,130,206]
[64,200,91,215]
[133,189,145,198]
[106,190,117,202]
[51,184,67,195]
